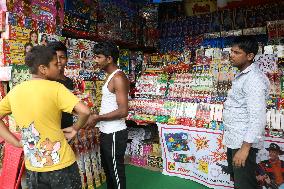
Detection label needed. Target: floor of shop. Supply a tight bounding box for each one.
[97,165,209,189]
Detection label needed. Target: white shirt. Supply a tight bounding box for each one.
[223,63,270,149]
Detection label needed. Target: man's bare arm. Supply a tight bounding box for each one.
[63,102,90,140]
[72,102,91,130]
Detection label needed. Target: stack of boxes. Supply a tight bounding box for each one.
[126,139,163,170]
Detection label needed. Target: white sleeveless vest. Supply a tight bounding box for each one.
[99,69,127,133]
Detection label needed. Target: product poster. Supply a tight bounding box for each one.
[2,0,64,33]
[158,124,284,189]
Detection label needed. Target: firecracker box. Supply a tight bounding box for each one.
[130,140,143,156]
[142,144,153,156]
[5,12,25,28]
[152,143,161,155]
[130,155,147,167]
[0,52,25,64]
[0,39,27,54]
[147,154,163,169]
[1,25,30,40]
[85,81,95,90]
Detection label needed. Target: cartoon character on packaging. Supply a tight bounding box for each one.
[165,133,190,152]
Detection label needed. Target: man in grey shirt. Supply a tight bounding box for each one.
[223,36,270,189]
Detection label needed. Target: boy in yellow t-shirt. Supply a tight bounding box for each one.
[0,46,90,189]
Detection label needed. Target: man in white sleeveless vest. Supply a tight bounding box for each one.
[86,42,129,189]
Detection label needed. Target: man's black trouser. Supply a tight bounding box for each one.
[227,148,258,189]
[26,162,81,189]
[100,129,128,189]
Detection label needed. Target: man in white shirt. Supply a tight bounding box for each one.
[223,36,269,189]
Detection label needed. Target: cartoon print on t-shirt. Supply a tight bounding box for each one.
[21,122,61,167]
[39,138,61,166]
[21,122,44,168]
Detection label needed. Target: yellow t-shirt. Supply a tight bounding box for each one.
[0,80,79,172]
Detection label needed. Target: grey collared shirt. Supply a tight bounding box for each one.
[223,63,270,149]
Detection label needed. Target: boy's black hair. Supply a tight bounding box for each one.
[232,35,259,56]
[25,45,57,74]
[46,41,67,56]
[93,42,119,63]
